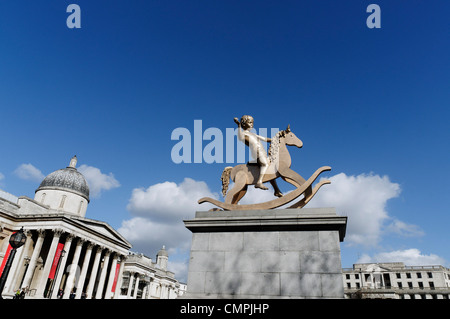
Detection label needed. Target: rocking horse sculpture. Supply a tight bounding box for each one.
[198,115,331,211]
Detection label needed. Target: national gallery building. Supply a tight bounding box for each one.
[0,156,183,299]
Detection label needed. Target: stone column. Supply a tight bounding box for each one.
[133,274,140,299]
[161,283,167,299]
[149,280,157,299]
[85,246,102,299]
[95,249,111,299]
[50,234,74,299]
[63,238,85,299]
[22,229,46,289]
[75,242,94,299]
[104,253,118,299]
[36,229,63,297]
[113,256,126,299]
[126,272,134,299]
[142,283,148,299]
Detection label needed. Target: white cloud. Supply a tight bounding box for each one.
[308,172,422,247]
[166,260,190,284]
[119,216,191,253]
[122,217,191,281]
[78,164,120,198]
[14,163,45,182]
[126,178,218,222]
[357,249,446,266]
[119,178,219,282]
[385,218,425,237]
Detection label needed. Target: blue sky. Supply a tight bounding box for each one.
[1,1,449,282]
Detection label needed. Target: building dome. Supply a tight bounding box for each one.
[157,245,169,257]
[35,156,90,202]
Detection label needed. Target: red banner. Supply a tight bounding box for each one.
[111,263,121,292]
[48,243,64,279]
[0,244,12,278]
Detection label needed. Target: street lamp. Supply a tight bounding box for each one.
[0,227,27,298]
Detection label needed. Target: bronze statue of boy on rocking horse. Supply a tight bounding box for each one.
[199,115,331,211]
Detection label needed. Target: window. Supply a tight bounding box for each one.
[416,272,422,279]
[356,283,360,288]
[355,274,359,279]
[427,272,433,278]
[77,200,84,215]
[406,273,411,278]
[397,282,403,288]
[59,195,67,208]
[408,282,413,288]
[418,282,423,288]
[347,283,351,288]
[429,282,435,289]
[396,273,401,279]
[346,274,350,279]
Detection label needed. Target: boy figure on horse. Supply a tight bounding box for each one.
[234,115,278,193]
[199,117,330,210]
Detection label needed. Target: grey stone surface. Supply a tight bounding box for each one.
[279,231,319,251]
[319,230,340,251]
[184,207,346,299]
[244,232,279,251]
[209,232,243,251]
[260,251,300,273]
[224,251,261,272]
[191,232,210,250]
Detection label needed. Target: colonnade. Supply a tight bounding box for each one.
[120,271,175,299]
[3,228,127,299]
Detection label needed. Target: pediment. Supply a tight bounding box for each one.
[70,216,131,249]
[365,264,390,272]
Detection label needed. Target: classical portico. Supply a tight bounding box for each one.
[0,156,132,299]
[4,226,129,299]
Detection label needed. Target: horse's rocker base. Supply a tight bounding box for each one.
[199,166,331,211]
[182,207,347,299]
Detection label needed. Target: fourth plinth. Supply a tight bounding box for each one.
[183,207,347,299]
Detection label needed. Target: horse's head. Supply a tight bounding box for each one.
[282,124,303,148]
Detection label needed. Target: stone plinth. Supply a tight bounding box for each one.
[183,207,347,299]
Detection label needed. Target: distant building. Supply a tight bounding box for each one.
[0,156,183,299]
[117,247,185,299]
[343,262,450,299]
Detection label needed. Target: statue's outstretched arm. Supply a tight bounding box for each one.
[234,117,245,142]
[256,134,271,143]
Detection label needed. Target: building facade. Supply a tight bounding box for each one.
[343,262,450,299]
[0,156,183,299]
[117,248,186,299]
